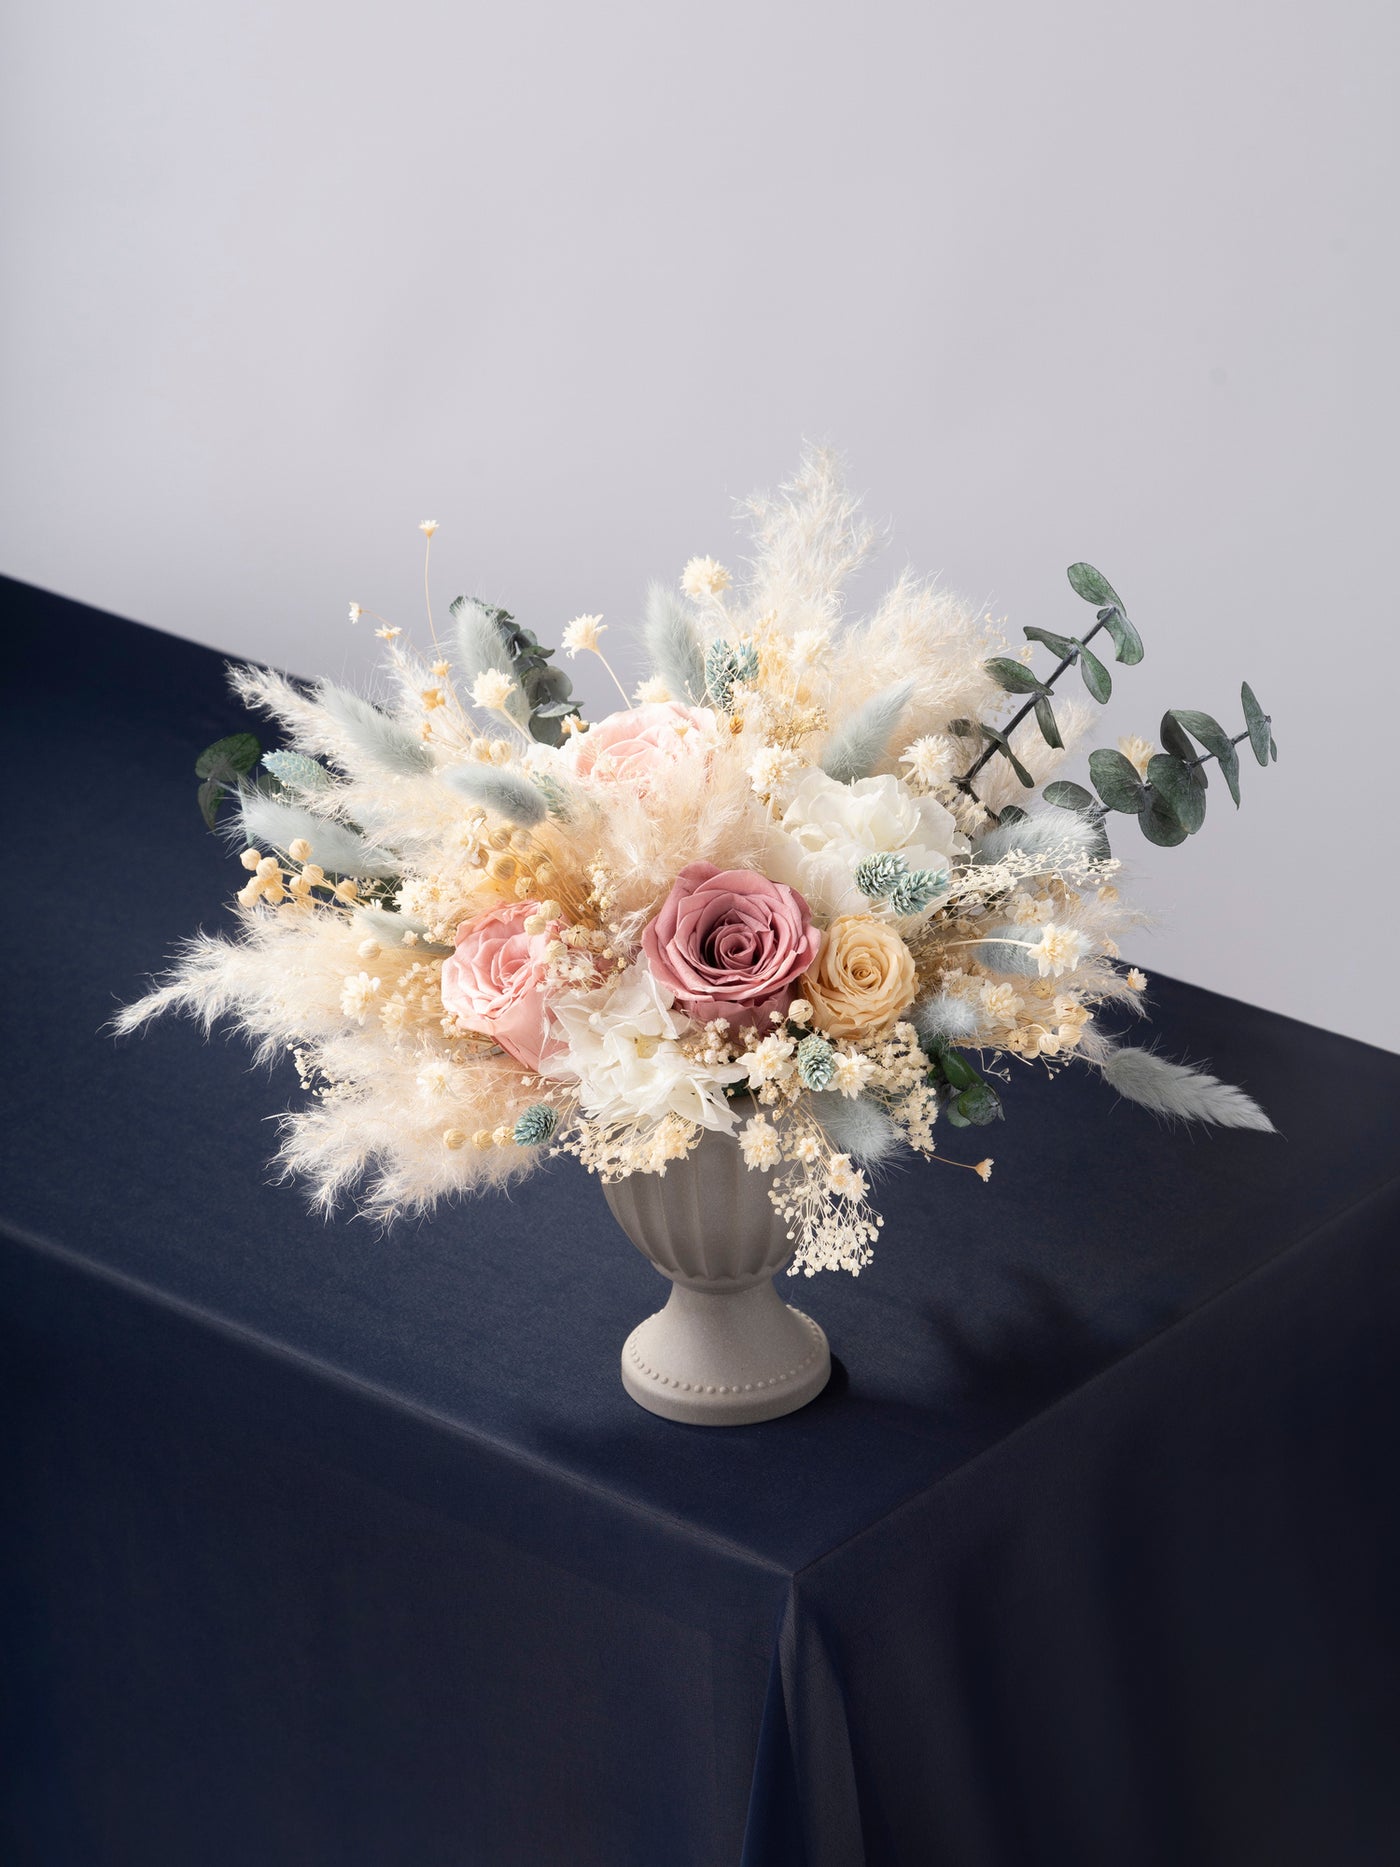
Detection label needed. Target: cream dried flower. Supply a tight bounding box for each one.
[1126,967,1149,991]
[419,519,439,538]
[974,1159,994,1182]
[826,1154,868,1201]
[471,669,515,712]
[980,981,1024,1024]
[1029,924,1091,978]
[899,736,955,787]
[340,972,381,1022]
[681,555,731,599]
[348,603,363,624]
[562,614,607,657]
[747,744,803,799]
[634,675,670,703]
[830,1049,876,1098]
[1119,735,1155,779]
[739,1114,782,1170]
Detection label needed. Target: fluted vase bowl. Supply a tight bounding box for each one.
[602,1126,831,1425]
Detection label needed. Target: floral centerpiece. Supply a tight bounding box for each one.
[121,453,1276,1417]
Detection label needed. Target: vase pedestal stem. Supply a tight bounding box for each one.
[621,1277,829,1425]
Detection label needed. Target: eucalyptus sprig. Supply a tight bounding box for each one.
[457,600,582,747]
[952,564,1276,849]
[194,732,262,829]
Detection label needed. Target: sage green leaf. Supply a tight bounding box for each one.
[1138,790,1190,846]
[1241,681,1271,767]
[1067,563,1123,609]
[945,1103,971,1128]
[1169,708,1229,753]
[1005,742,1036,787]
[1023,626,1078,658]
[955,1081,1003,1126]
[196,733,260,780]
[1146,754,1207,833]
[985,656,1044,695]
[1043,779,1094,811]
[1099,608,1145,665]
[1169,710,1240,805]
[997,804,1028,826]
[1033,694,1062,748]
[196,776,226,831]
[938,1046,978,1090]
[1269,733,1278,762]
[1088,747,1147,813]
[948,717,979,738]
[1159,711,1200,772]
[1077,641,1112,704]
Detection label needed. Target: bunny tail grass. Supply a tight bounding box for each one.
[237,795,398,877]
[643,582,707,705]
[314,683,434,776]
[1100,1046,1275,1131]
[813,1094,901,1164]
[442,763,548,827]
[820,680,914,784]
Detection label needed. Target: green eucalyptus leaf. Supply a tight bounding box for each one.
[945,1103,971,1128]
[1269,733,1278,762]
[1033,693,1062,748]
[196,776,226,831]
[1138,789,1190,847]
[1145,754,1207,833]
[1241,681,1271,767]
[1088,747,1147,813]
[1023,626,1078,658]
[1099,608,1145,665]
[985,656,1044,695]
[1042,779,1094,811]
[1159,710,1200,772]
[1077,641,1112,704]
[1217,738,1241,806]
[938,1047,978,1090]
[955,1081,1003,1126]
[1004,742,1037,788]
[997,804,1028,826]
[196,733,260,780]
[948,717,979,738]
[1169,708,1229,753]
[1066,562,1123,609]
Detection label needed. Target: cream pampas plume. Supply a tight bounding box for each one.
[441,763,549,827]
[643,582,707,705]
[237,795,398,877]
[1100,1047,1275,1131]
[820,681,914,783]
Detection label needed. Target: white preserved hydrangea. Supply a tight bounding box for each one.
[545,964,746,1132]
[765,769,964,919]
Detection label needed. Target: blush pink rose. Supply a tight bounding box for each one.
[642,861,820,1030]
[563,701,715,787]
[440,900,561,1070]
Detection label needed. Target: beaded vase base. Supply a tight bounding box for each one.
[601,1127,831,1425]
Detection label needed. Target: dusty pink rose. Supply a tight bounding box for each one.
[563,701,715,787]
[440,900,561,1070]
[642,861,820,1029]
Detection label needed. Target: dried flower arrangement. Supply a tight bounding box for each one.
[120,453,1278,1276]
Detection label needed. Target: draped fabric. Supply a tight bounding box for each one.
[4,576,1398,1865]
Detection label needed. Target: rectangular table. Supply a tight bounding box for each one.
[4,574,1399,1866]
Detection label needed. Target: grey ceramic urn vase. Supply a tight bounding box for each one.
[602,1126,831,1425]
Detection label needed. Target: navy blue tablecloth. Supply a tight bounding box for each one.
[3,574,1399,1866]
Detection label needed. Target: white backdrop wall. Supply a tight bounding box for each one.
[3,0,1396,1050]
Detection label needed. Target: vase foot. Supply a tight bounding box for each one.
[621,1278,830,1425]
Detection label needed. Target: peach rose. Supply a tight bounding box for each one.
[803,916,917,1040]
[563,701,715,787]
[440,900,561,1070]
